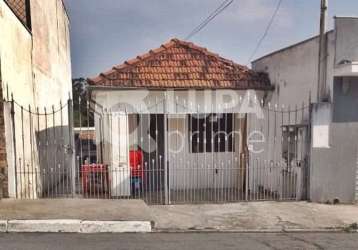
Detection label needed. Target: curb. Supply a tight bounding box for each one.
[152,228,350,234]
[0,220,152,233]
[1,221,355,234]
[80,221,152,233]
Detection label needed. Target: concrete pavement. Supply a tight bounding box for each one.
[0,199,153,233]
[1,199,358,233]
[0,199,152,221]
[150,201,358,232]
[0,232,358,250]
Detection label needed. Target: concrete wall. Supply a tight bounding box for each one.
[252,36,319,105]
[1,0,71,106]
[252,30,336,105]
[309,18,358,203]
[0,0,33,104]
[30,0,72,107]
[92,89,268,194]
[166,114,244,191]
[0,0,72,198]
[310,77,358,203]
[91,89,265,114]
[252,17,358,203]
[335,17,358,65]
[251,37,323,200]
[0,0,33,197]
[310,121,358,203]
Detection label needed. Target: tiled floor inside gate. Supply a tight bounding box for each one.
[58,188,284,205]
[40,188,291,205]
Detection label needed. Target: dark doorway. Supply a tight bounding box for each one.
[140,114,165,204]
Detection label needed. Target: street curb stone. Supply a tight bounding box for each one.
[3,220,152,233]
[7,220,82,233]
[1,220,349,234]
[152,228,348,233]
[80,221,152,233]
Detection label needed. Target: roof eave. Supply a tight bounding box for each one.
[88,84,274,91]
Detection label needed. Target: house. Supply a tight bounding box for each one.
[87,38,279,204]
[252,16,358,203]
[0,0,72,198]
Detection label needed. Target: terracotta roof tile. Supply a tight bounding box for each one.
[88,38,272,90]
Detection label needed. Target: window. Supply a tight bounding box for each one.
[189,114,234,153]
[4,0,31,30]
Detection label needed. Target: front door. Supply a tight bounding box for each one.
[139,114,165,204]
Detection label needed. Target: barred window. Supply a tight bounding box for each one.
[189,114,234,153]
[4,0,31,29]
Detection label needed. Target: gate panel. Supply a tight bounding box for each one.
[7,97,75,199]
[9,91,312,205]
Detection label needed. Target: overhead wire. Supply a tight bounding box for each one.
[246,0,283,65]
[185,0,234,40]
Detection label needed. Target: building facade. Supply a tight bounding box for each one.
[252,16,358,203]
[0,0,72,198]
[85,38,312,205]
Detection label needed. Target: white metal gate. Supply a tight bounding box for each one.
[10,93,311,204]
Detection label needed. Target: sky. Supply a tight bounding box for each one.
[63,0,358,79]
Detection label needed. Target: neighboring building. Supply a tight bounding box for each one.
[0,0,72,198]
[252,16,358,203]
[88,38,274,204]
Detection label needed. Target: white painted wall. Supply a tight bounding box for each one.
[0,1,33,103]
[335,17,358,65]
[91,89,265,114]
[1,0,71,107]
[167,114,244,191]
[250,31,335,199]
[252,17,358,203]
[252,17,358,121]
[0,0,72,198]
[92,89,268,193]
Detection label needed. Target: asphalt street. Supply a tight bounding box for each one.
[0,232,357,250]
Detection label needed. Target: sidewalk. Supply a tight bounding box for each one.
[150,201,358,232]
[0,199,153,233]
[0,199,357,233]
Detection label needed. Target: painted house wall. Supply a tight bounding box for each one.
[0,0,33,104]
[0,0,72,198]
[31,0,72,107]
[310,77,358,203]
[0,0,33,197]
[252,17,358,203]
[167,115,244,191]
[252,31,336,105]
[335,17,358,65]
[91,89,265,115]
[310,17,358,203]
[1,0,71,107]
[92,89,267,194]
[251,35,325,199]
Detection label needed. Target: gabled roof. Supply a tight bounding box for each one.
[88,38,272,90]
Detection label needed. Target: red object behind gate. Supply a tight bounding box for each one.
[129,149,144,178]
[81,164,109,194]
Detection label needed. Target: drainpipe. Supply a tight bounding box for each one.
[317,0,328,102]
